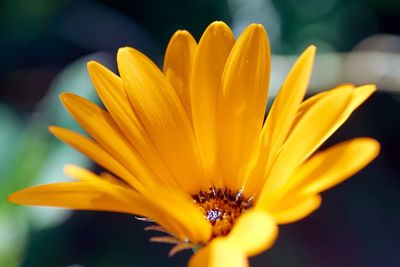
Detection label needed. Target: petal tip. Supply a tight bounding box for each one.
[240,24,267,43]
[359,83,377,93]
[247,23,266,32]
[117,47,134,59]
[59,93,83,109]
[87,60,111,78]
[307,44,317,53]
[47,125,58,134]
[7,189,31,205]
[7,192,17,203]
[364,138,381,156]
[87,61,104,73]
[207,21,231,33]
[117,47,147,69]
[59,92,72,104]
[168,29,196,49]
[174,29,190,35]
[63,164,80,176]
[300,45,317,61]
[210,20,227,26]
[86,60,96,68]
[304,46,317,63]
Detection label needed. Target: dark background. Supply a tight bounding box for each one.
[0,0,399,266]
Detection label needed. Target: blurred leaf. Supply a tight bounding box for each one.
[39,52,113,130]
[0,53,113,267]
[0,105,23,182]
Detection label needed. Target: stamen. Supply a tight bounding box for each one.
[192,187,253,238]
[206,210,223,222]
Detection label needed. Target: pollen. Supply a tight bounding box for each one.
[192,187,253,238]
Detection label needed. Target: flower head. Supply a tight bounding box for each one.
[9,21,379,267]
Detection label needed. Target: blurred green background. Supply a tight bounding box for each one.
[1,0,399,266]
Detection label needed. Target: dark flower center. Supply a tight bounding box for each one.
[192,187,253,238]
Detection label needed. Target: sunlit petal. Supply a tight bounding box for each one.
[189,238,248,267]
[218,24,270,190]
[244,46,316,196]
[257,87,352,209]
[226,210,277,256]
[271,195,322,224]
[190,21,235,181]
[117,47,204,192]
[164,30,197,119]
[289,138,380,195]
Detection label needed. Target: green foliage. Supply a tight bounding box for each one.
[0,54,103,267]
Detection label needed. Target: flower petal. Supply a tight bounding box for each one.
[262,45,316,161]
[243,46,316,196]
[345,84,376,115]
[60,93,157,191]
[190,21,235,180]
[289,138,380,195]
[217,24,270,190]
[295,84,355,121]
[147,191,212,243]
[117,47,204,193]
[66,165,212,243]
[271,195,321,224]
[189,239,248,267]
[99,172,130,188]
[163,30,197,119]
[87,61,178,189]
[294,84,375,127]
[49,126,138,188]
[256,87,352,210]
[226,209,278,256]
[8,181,143,215]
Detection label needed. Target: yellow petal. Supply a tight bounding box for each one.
[294,84,375,127]
[289,138,380,195]
[217,24,270,190]
[8,181,142,215]
[99,172,130,188]
[243,46,316,196]
[10,168,211,243]
[60,93,158,191]
[87,61,145,147]
[287,85,376,164]
[345,84,376,115]
[117,47,204,193]
[262,45,316,161]
[256,87,352,209]
[189,238,248,267]
[146,190,212,243]
[63,165,147,206]
[226,210,277,256]
[190,21,235,180]
[65,165,212,243]
[11,163,209,243]
[87,61,178,189]
[295,84,355,121]
[271,195,321,224]
[49,126,138,188]
[163,30,197,119]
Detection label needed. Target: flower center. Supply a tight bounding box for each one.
[192,187,253,238]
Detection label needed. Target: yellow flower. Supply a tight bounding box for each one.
[9,21,380,266]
